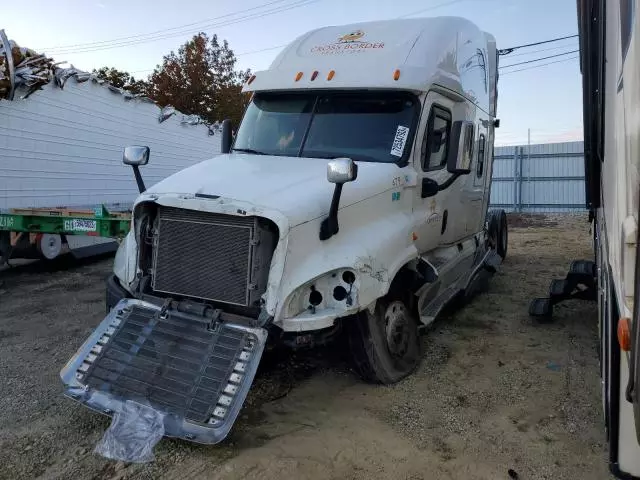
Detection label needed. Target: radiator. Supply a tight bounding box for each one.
[151,207,276,306]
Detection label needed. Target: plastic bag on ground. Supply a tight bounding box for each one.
[94,400,165,463]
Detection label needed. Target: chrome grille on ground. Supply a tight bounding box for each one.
[152,207,258,306]
[61,299,269,444]
[76,303,257,425]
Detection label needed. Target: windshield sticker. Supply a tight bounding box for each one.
[390,126,410,157]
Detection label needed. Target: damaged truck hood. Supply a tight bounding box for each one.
[145,153,404,227]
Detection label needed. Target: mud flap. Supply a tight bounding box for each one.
[60,299,267,444]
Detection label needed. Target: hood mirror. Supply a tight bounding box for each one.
[320,158,358,241]
[327,158,358,184]
[221,119,233,154]
[123,146,150,166]
[123,145,150,193]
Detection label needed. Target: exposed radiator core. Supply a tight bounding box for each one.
[151,207,277,306]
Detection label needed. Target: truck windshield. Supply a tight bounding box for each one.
[233,92,418,163]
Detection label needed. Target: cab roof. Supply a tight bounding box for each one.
[243,16,498,115]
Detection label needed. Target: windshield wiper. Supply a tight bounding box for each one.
[231,148,266,155]
[301,153,342,159]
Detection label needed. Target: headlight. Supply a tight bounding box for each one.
[113,231,136,285]
[284,269,358,318]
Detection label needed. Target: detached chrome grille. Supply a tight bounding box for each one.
[151,207,276,306]
[80,304,257,425]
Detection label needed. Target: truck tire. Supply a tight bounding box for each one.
[487,209,508,259]
[497,209,508,259]
[347,297,421,384]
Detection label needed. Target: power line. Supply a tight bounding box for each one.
[498,34,578,55]
[129,43,289,75]
[500,50,578,68]
[47,0,321,55]
[51,0,319,54]
[40,0,295,51]
[47,0,467,56]
[507,41,578,57]
[499,55,578,75]
[397,0,466,18]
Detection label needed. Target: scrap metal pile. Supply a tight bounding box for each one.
[0,28,221,137]
[0,29,59,100]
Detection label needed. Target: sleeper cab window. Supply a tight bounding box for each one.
[461,123,475,169]
[421,106,452,171]
[620,0,636,59]
[477,133,486,177]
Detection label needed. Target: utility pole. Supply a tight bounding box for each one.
[527,128,531,211]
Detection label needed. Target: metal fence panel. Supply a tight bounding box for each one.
[490,141,585,212]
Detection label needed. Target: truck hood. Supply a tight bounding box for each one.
[145,153,406,227]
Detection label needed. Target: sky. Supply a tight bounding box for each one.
[4,0,583,146]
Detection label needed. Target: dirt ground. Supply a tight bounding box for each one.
[0,214,613,480]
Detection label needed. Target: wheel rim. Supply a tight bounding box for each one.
[39,234,62,260]
[384,301,411,358]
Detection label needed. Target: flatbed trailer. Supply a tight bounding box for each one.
[0,205,131,263]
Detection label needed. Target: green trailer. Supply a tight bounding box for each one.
[0,205,131,263]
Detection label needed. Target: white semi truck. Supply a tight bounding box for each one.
[61,17,507,445]
[529,0,640,477]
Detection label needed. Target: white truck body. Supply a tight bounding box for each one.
[117,17,499,331]
[61,17,506,448]
[577,0,640,477]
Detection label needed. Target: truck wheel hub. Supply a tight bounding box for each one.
[384,301,411,358]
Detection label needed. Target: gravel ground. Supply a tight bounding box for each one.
[0,214,613,480]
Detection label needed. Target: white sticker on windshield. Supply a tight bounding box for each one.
[390,125,410,157]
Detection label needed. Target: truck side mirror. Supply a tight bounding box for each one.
[421,177,439,198]
[221,119,233,154]
[123,146,150,193]
[446,121,474,174]
[320,158,358,240]
[327,158,358,184]
[123,146,150,166]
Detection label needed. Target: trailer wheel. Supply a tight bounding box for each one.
[0,232,10,265]
[37,233,63,260]
[347,297,421,384]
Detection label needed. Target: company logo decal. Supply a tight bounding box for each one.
[426,199,441,224]
[310,30,385,55]
[338,30,365,43]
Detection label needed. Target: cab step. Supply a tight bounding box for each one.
[569,259,596,276]
[549,278,569,297]
[529,259,597,321]
[420,281,461,325]
[60,298,267,445]
[566,260,596,292]
[529,297,552,318]
[484,249,502,271]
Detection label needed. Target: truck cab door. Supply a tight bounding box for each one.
[464,118,490,234]
[411,93,457,253]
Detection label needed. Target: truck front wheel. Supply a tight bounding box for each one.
[347,298,421,384]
